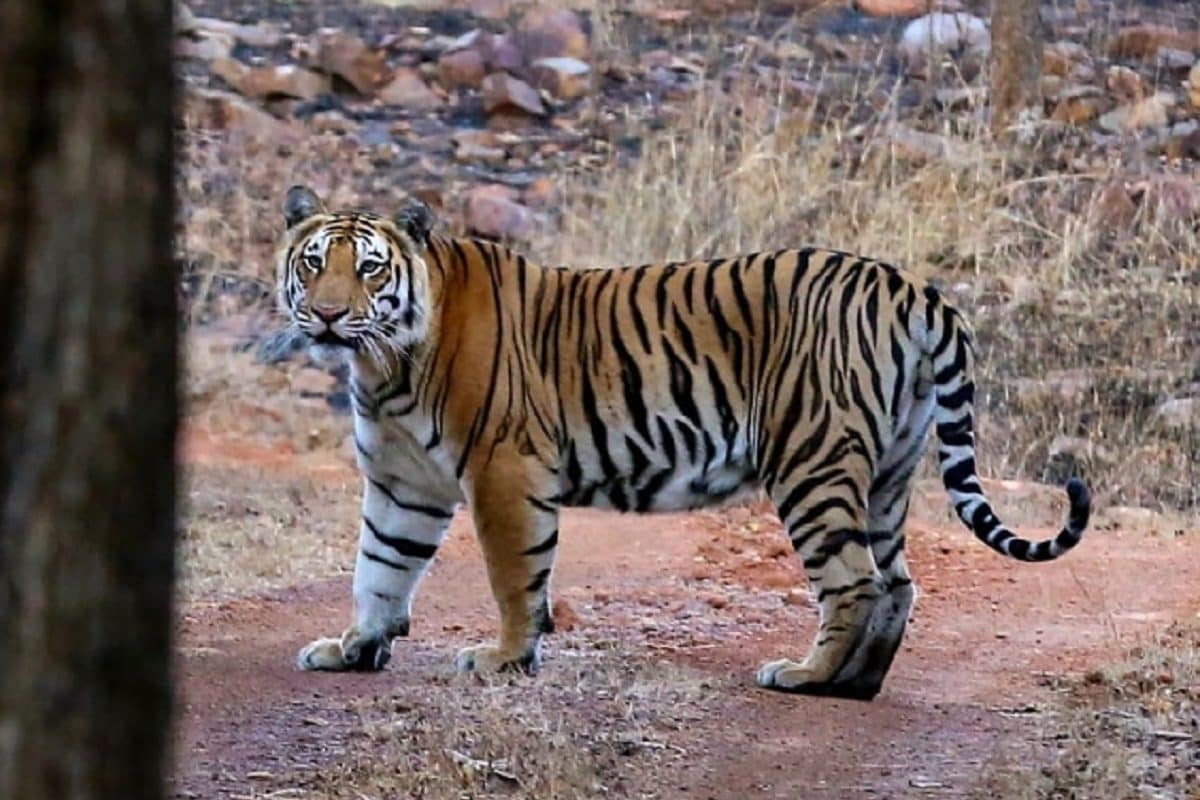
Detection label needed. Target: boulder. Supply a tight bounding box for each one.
[378,68,443,110]
[316,29,391,95]
[1097,92,1173,134]
[182,87,303,144]
[1152,397,1200,432]
[1049,85,1105,126]
[1108,24,1197,60]
[211,58,331,101]
[855,0,957,17]
[897,12,990,70]
[465,185,537,240]
[529,56,592,100]
[513,8,588,62]
[1106,64,1145,102]
[481,72,545,116]
[437,48,486,89]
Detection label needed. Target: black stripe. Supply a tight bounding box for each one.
[522,530,559,556]
[526,568,551,594]
[369,478,453,519]
[362,549,409,571]
[803,528,870,570]
[364,516,439,559]
[937,381,974,410]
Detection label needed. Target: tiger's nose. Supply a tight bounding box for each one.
[312,303,349,324]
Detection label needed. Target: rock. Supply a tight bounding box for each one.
[1189,64,1200,110]
[308,111,353,136]
[481,72,545,116]
[548,598,580,631]
[480,33,524,73]
[452,129,507,163]
[1049,85,1105,125]
[378,68,443,109]
[176,2,197,32]
[317,30,391,95]
[176,30,234,61]
[1156,47,1196,71]
[513,7,588,62]
[1097,92,1173,134]
[1161,122,1200,160]
[641,7,692,24]
[190,16,283,48]
[211,58,331,101]
[466,0,511,20]
[1106,64,1145,102]
[465,185,537,240]
[783,588,808,606]
[897,12,990,70]
[885,123,973,166]
[1152,397,1200,432]
[437,48,486,89]
[529,56,592,100]
[1131,175,1200,222]
[934,86,984,110]
[855,0,952,17]
[1108,24,1196,60]
[1043,40,1087,77]
[182,87,302,144]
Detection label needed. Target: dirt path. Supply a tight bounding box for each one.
[172,433,1200,799]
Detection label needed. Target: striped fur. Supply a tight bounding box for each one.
[279,187,1090,699]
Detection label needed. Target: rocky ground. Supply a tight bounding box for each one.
[174,1,1200,797]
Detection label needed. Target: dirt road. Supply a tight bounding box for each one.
[172,430,1200,799]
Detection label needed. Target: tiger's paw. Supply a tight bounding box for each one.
[454,643,538,675]
[756,658,879,701]
[297,627,392,672]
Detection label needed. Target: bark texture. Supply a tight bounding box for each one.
[991,0,1044,141]
[0,2,177,799]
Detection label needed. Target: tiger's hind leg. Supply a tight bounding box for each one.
[756,450,885,699]
[834,385,935,694]
[830,483,917,698]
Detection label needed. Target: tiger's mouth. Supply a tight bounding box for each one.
[310,330,356,349]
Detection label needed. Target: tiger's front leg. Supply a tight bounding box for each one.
[298,476,456,671]
[455,456,559,674]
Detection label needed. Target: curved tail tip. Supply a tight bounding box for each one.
[1065,477,1091,529]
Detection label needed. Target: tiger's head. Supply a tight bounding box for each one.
[277,185,437,363]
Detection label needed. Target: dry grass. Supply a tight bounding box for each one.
[979,621,1200,800]
[260,650,717,799]
[179,461,358,601]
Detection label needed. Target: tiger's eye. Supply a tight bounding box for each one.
[303,254,322,272]
[359,259,386,278]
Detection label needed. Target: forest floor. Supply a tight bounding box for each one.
[174,0,1200,797]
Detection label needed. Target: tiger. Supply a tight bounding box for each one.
[276,184,1090,701]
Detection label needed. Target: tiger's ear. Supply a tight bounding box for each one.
[283,185,325,229]
[395,197,435,247]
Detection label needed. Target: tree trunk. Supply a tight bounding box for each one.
[0,3,177,800]
[990,0,1043,142]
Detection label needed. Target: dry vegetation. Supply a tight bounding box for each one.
[981,621,1200,800]
[279,655,717,799]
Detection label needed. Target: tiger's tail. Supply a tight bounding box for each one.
[922,286,1090,562]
